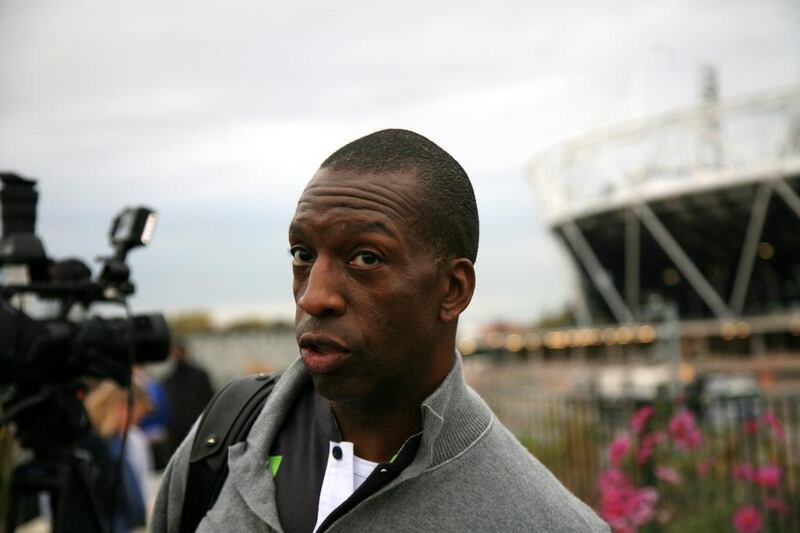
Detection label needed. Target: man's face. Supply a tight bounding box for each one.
[289,168,443,405]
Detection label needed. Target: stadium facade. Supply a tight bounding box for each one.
[519,79,800,357]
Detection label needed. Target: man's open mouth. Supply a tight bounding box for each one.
[298,334,351,374]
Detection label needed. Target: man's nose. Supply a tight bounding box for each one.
[297,258,346,317]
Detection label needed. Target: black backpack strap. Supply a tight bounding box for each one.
[179,372,279,533]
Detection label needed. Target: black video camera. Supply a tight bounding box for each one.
[0,172,170,454]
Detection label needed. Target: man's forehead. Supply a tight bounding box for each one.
[293,167,423,223]
[288,213,397,238]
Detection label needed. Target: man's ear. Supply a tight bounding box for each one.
[439,258,476,323]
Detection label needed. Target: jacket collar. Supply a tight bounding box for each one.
[227,352,493,528]
[396,352,493,481]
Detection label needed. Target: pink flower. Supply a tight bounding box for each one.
[733,464,754,482]
[766,498,789,516]
[598,468,632,492]
[754,464,781,488]
[667,410,703,452]
[597,468,658,532]
[631,405,654,434]
[761,412,786,441]
[600,486,658,532]
[733,506,763,533]
[609,435,632,466]
[696,459,714,478]
[636,431,664,464]
[655,466,682,485]
[742,419,759,434]
[601,487,631,529]
[627,488,658,526]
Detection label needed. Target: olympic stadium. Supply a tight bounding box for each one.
[462,78,800,360]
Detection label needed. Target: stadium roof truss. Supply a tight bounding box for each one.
[527,84,800,327]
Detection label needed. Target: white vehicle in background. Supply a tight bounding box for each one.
[694,372,761,428]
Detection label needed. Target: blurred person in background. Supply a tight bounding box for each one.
[161,340,214,458]
[135,366,173,470]
[82,379,151,532]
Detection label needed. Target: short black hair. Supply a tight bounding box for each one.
[320,129,479,263]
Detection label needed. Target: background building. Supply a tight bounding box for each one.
[519,75,800,358]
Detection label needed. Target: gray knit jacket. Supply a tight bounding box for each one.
[152,355,610,532]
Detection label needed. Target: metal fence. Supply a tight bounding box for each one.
[481,390,800,532]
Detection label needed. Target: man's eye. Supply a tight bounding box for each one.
[350,252,382,267]
[290,247,313,264]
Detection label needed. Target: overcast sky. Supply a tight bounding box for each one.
[1,0,798,331]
